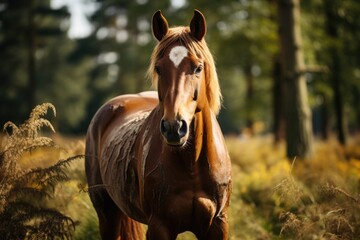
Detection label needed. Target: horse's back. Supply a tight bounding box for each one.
[85,92,157,239]
[85,91,158,191]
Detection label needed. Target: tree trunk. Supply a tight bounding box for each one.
[277,0,314,159]
[27,0,36,114]
[320,95,331,140]
[352,86,360,133]
[325,2,347,145]
[244,63,254,135]
[330,50,347,144]
[272,55,286,143]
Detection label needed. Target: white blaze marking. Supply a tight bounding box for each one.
[169,46,188,68]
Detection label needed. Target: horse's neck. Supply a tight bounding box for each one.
[193,107,217,162]
[193,106,230,182]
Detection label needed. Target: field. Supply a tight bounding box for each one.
[1,107,360,239]
[5,134,359,239]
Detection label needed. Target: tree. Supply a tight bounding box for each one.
[0,0,29,125]
[0,0,69,126]
[324,1,347,145]
[277,0,314,159]
[301,0,360,141]
[0,0,92,133]
[272,55,286,143]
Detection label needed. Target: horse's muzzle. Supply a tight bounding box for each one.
[160,118,188,146]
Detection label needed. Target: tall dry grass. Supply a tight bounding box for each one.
[227,136,360,240]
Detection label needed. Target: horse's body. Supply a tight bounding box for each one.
[85,10,231,240]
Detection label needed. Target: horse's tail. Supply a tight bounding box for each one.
[119,216,144,240]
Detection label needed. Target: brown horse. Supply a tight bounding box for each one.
[85,10,232,240]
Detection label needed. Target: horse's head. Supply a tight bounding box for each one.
[150,10,220,147]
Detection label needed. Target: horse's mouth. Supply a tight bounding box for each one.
[163,136,187,147]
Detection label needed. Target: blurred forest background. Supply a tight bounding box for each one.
[1,0,360,145]
[2,0,360,239]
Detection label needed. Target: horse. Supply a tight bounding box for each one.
[85,10,232,240]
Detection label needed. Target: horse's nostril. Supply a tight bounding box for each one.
[178,120,187,138]
[160,119,169,134]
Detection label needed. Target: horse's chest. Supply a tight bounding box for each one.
[167,191,216,228]
[145,170,218,229]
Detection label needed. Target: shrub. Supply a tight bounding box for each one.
[0,103,81,240]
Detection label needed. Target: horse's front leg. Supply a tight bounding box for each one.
[146,217,176,240]
[204,213,229,240]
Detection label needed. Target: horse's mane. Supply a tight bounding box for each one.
[148,26,222,115]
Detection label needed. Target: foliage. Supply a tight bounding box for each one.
[0,103,80,239]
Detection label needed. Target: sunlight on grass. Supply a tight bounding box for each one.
[7,133,360,239]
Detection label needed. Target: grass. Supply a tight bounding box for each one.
[2,106,360,239]
[228,136,360,239]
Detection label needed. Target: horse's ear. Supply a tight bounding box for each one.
[152,10,169,41]
[190,9,206,41]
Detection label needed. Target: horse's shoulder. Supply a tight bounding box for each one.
[90,92,158,135]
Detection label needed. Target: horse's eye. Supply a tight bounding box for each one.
[194,65,203,75]
[155,66,161,75]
